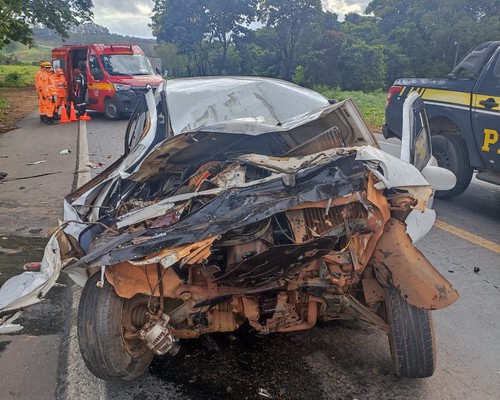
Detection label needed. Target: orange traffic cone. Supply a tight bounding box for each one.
[69,102,79,122]
[79,112,91,121]
[59,105,70,123]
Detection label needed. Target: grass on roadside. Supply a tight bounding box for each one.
[0,65,38,88]
[0,95,7,112]
[315,85,387,132]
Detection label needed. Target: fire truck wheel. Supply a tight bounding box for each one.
[104,99,120,120]
[77,272,154,381]
[431,133,473,198]
[384,286,436,378]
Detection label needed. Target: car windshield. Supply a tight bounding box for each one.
[100,54,154,76]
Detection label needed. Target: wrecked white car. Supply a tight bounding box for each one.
[0,77,458,380]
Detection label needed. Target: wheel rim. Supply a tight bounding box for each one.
[433,149,451,169]
[106,102,118,118]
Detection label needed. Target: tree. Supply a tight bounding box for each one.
[258,0,323,80]
[293,12,341,87]
[155,42,189,77]
[151,0,256,75]
[0,0,94,48]
[366,0,500,75]
[339,39,387,91]
[233,27,281,77]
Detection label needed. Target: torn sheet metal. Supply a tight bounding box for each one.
[0,232,61,313]
[70,152,367,269]
[371,218,459,310]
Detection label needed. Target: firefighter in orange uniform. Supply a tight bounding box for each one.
[40,64,59,125]
[55,68,67,118]
[35,61,51,122]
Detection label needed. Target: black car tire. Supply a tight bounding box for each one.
[104,98,120,120]
[431,133,473,198]
[385,286,436,378]
[77,272,154,381]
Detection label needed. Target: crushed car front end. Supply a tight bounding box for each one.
[0,77,458,380]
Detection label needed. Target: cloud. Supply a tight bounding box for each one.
[321,0,371,18]
[92,0,155,38]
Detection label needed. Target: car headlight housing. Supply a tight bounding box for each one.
[113,84,131,91]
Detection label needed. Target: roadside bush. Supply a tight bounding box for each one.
[0,65,37,87]
[3,72,22,87]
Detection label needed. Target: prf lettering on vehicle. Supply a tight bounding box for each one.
[482,129,500,154]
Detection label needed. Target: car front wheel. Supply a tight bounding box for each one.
[77,272,154,380]
[385,286,436,378]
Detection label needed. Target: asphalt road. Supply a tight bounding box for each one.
[1,113,498,400]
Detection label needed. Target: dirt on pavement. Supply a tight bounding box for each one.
[0,86,38,134]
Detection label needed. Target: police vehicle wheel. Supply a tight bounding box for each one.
[431,133,473,198]
[104,99,120,120]
[77,272,154,381]
[385,286,436,378]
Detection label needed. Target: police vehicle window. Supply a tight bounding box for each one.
[89,56,103,80]
[493,55,500,79]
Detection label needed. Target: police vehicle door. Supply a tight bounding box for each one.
[472,47,500,172]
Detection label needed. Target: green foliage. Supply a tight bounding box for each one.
[259,0,323,80]
[155,43,188,77]
[366,0,500,76]
[0,65,37,87]
[0,96,7,111]
[339,40,387,92]
[0,42,51,65]
[292,65,305,85]
[0,0,93,49]
[315,85,387,131]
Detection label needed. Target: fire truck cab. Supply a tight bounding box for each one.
[52,44,163,120]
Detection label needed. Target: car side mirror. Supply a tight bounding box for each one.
[155,67,161,75]
[420,156,456,191]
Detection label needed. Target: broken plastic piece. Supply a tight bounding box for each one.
[0,310,24,334]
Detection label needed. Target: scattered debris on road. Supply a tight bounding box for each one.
[26,160,47,165]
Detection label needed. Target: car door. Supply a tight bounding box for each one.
[472,47,500,172]
[400,91,432,171]
[87,54,104,109]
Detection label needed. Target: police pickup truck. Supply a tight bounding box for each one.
[384,41,500,198]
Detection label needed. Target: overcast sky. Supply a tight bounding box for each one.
[92,0,371,38]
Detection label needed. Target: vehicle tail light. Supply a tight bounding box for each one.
[387,85,403,105]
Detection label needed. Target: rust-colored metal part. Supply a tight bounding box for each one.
[105,262,183,299]
[362,277,386,304]
[371,218,459,310]
[128,236,217,267]
[276,300,319,332]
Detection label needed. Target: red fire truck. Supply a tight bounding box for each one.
[52,44,164,119]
